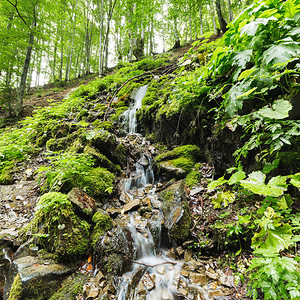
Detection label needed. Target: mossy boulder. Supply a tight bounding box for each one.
[22,192,90,261]
[91,210,112,248]
[94,227,136,277]
[83,145,121,173]
[4,256,77,300]
[159,182,192,244]
[154,145,202,180]
[85,130,126,167]
[49,273,87,300]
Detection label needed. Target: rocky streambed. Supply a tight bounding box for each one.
[0,86,249,299]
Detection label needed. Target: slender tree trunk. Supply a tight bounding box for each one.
[227,0,233,22]
[65,0,78,82]
[215,0,228,33]
[173,17,180,48]
[97,0,104,75]
[199,1,203,36]
[15,31,34,117]
[189,3,192,41]
[101,0,116,71]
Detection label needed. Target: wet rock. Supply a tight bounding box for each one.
[180,269,189,278]
[156,265,166,275]
[157,161,187,179]
[189,272,208,285]
[206,268,219,280]
[190,186,204,196]
[120,191,131,204]
[175,246,184,257]
[106,208,120,218]
[166,248,176,260]
[122,199,141,213]
[67,188,96,216]
[159,182,192,244]
[184,250,192,262]
[3,256,77,300]
[87,288,99,299]
[142,272,155,291]
[138,156,149,167]
[219,275,235,287]
[94,226,137,276]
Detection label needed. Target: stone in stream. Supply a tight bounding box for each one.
[159,182,192,244]
[122,199,141,214]
[142,272,155,291]
[3,256,78,300]
[206,268,219,280]
[120,190,131,204]
[67,188,96,216]
[189,272,209,285]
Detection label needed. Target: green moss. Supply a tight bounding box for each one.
[92,120,113,132]
[171,157,194,173]
[92,210,112,248]
[78,167,115,200]
[23,192,90,261]
[83,145,120,173]
[49,273,87,300]
[8,274,22,300]
[117,82,142,101]
[156,145,201,163]
[110,106,128,122]
[185,170,202,188]
[169,201,191,243]
[0,164,14,184]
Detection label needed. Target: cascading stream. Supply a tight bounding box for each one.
[117,85,184,300]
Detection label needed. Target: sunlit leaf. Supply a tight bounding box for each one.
[258,100,292,119]
[238,68,256,81]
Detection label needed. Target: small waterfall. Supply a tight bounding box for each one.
[123,85,148,134]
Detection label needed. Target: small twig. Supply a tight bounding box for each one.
[103,63,177,121]
[132,260,177,267]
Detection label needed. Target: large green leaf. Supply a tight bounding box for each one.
[240,171,287,196]
[231,50,253,68]
[252,207,293,256]
[240,17,277,36]
[211,191,235,209]
[262,42,300,67]
[258,100,292,119]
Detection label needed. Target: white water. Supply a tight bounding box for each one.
[123,85,148,134]
[118,85,183,299]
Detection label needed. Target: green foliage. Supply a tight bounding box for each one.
[155,145,201,163]
[38,152,115,200]
[248,256,300,300]
[24,192,90,260]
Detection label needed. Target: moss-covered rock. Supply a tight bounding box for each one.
[85,129,126,167]
[91,210,112,248]
[4,256,78,300]
[83,145,121,173]
[154,145,202,180]
[49,273,87,300]
[159,182,192,244]
[22,192,90,261]
[77,167,115,200]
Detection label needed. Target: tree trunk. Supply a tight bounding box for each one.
[215,0,228,34]
[227,0,233,22]
[15,31,34,117]
[199,1,203,36]
[97,0,104,75]
[173,17,180,48]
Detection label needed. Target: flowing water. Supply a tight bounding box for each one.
[117,85,185,300]
[122,85,148,134]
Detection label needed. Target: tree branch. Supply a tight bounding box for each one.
[6,0,27,26]
[103,63,178,121]
[132,260,177,268]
